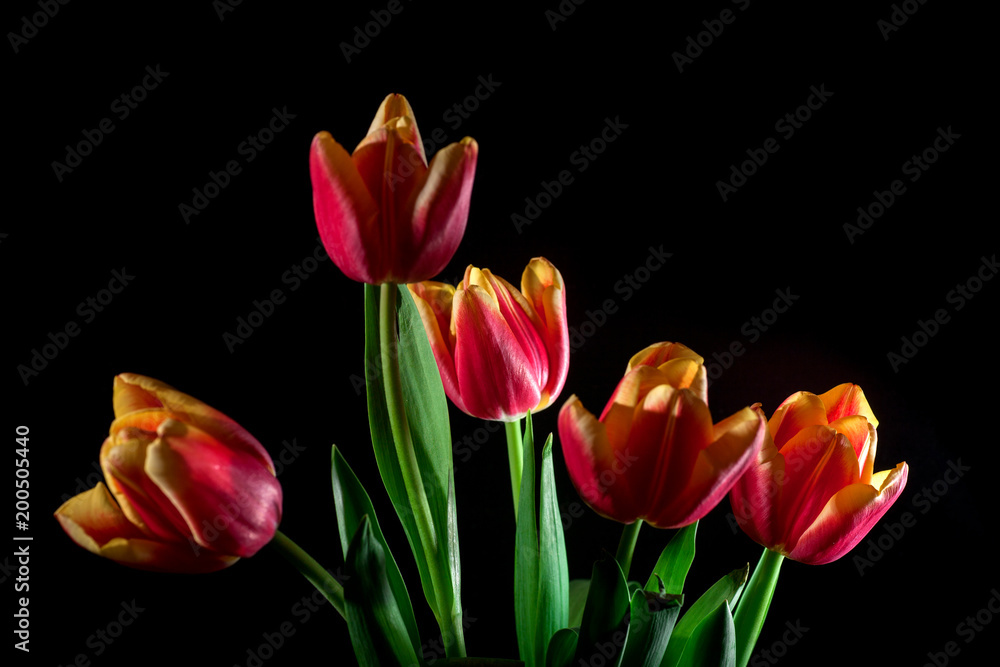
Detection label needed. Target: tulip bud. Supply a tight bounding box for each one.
[55,374,282,573]
[310,93,479,285]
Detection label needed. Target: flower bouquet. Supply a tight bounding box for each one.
[55,93,909,667]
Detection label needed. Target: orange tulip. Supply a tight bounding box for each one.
[310,93,478,285]
[409,257,569,422]
[55,374,282,573]
[729,383,908,564]
[559,342,765,528]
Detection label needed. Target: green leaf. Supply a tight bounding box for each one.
[620,589,682,667]
[573,555,632,666]
[661,565,748,667]
[675,600,736,667]
[537,434,569,661]
[546,628,579,667]
[363,285,439,614]
[644,521,698,596]
[514,413,539,664]
[397,284,462,619]
[343,516,423,667]
[331,446,421,651]
[568,579,591,628]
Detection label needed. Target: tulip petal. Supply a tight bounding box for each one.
[769,391,828,450]
[558,396,640,523]
[114,373,276,475]
[659,407,766,529]
[787,462,908,564]
[144,420,282,558]
[408,282,463,412]
[728,420,784,549]
[54,483,237,573]
[828,415,873,462]
[310,131,381,284]
[819,383,878,428]
[778,426,860,553]
[407,138,478,282]
[521,258,569,412]
[452,285,543,421]
[100,431,192,542]
[55,482,148,552]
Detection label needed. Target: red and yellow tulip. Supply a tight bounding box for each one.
[54,374,283,573]
[408,257,569,422]
[559,342,765,528]
[729,383,908,564]
[310,93,479,285]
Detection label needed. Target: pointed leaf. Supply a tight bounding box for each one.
[546,628,579,667]
[676,600,736,667]
[364,284,439,614]
[514,413,539,664]
[332,446,421,651]
[620,589,682,667]
[537,434,569,662]
[398,284,462,619]
[568,579,591,629]
[661,565,747,667]
[343,516,423,667]
[573,555,631,666]
[644,521,697,596]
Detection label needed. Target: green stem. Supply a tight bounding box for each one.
[733,547,785,667]
[379,283,466,658]
[615,519,643,580]
[269,529,345,619]
[505,419,524,522]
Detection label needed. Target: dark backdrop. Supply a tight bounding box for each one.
[7,1,995,665]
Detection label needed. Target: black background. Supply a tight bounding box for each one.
[6,1,996,665]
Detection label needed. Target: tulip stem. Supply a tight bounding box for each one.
[505,419,524,522]
[380,283,467,658]
[269,529,346,620]
[615,519,643,580]
[733,547,785,667]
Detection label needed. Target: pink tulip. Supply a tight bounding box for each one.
[310,93,478,284]
[559,342,766,528]
[55,374,282,573]
[729,383,909,564]
[408,257,569,422]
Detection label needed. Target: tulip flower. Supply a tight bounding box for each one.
[55,374,283,573]
[559,342,766,529]
[728,383,908,564]
[408,257,569,422]
[310,93,479,285]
